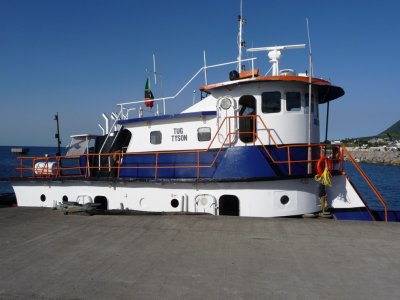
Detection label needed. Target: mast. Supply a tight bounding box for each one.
[54,112,61,156]
[237,0,246,73]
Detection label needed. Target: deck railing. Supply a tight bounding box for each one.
[341,146,388,221]
[16,115,339,179]
[15,114,388,220]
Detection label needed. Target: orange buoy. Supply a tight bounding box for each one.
[316,156,332,176]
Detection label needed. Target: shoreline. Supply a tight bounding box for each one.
[347,149,400,166]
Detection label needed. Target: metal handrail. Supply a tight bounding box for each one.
[117,58,257,118]
[17,115,334,178]
[341,146,388,221]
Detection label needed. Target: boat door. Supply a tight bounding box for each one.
[217,96,237,145]
[238,95,256,143]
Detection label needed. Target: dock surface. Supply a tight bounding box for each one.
[0,208,399,299]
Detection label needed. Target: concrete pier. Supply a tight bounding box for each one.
[0,208,399,299]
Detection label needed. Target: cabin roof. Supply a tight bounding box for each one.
[118,110,217,125]
[70,134,100,139]
[199,75,344,103]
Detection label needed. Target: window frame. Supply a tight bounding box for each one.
[197,127,212,142]
[150,130,162,145]
[261,91,281,114]
[285,91,301,112]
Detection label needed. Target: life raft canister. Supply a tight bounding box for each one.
[316,156,333,176]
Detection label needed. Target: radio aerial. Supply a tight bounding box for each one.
[247,44,306,76]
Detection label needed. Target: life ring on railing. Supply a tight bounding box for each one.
[316,156,332,176]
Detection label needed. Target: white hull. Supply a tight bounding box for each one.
[12,178,324,218]
[11,174,366,218]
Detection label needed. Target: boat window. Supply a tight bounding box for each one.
[305,93,315,114]
[286,92,301,112]
[262,92,281,113]
[198,127,211,142]
[150,131,162,145]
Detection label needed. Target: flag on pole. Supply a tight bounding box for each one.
[144,78,154,108]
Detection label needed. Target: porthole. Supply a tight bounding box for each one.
[40,194,46,202]
[171,199,179,208]
[280,195,289,205]
[62,195,68,202]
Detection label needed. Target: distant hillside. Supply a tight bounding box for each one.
[341,120,400,144]
[378,120,400,138]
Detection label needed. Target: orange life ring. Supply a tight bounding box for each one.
[316,156,332,176]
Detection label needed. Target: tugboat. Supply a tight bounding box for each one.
[9,3,396,221]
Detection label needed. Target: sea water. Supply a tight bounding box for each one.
[1,146,399,210]
[0,146,65,193]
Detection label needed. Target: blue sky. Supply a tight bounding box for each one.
[1,0,399,146]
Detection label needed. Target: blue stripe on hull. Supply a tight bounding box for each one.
[333,209,400,222]
[119,145,309,179]
[333,210,374,221]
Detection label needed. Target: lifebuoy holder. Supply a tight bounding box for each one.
[316,156,332,176]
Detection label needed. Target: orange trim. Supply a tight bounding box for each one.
[239,69,259,79]
[200,75,332,91]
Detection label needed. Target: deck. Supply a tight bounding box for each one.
[0,208,399,299]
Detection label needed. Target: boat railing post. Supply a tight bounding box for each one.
[228,116,231,145]
[19,158,22,177]
[155,152,158,179]
[203,50,208,86]
[308,145,312,175]
[197,151,200,178]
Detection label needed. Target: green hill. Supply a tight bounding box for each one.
[378,120,400,138]
[341,120,400,145]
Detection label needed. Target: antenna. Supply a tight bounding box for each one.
[306,18,313,77]
[237,0,246,73]
[247,44,306,76]
[306,18,313,167]
[153,54,157,85]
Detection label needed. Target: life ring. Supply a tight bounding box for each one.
[316,156,332,176]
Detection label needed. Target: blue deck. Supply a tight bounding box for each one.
[333,208,400,222]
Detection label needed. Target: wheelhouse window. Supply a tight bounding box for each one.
[150,131,162,144]
[262,92,281,113]
[286,92,301,112]
[197,127,211,141]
